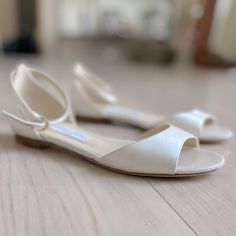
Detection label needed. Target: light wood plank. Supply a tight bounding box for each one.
[0,123,194,236]
[1,51,236,235]
[147,140,236,235]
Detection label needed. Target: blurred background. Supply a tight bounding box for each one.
[0,0,236,67]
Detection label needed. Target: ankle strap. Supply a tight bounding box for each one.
[3,64,70,129]
[73,64,117,105]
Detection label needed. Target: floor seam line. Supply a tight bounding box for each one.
[144,178,199,236]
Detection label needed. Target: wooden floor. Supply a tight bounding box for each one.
[0,52,236,236]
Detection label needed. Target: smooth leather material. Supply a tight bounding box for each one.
[3,64,225,176]
[72,64,233,142]
[73,64,117,104]
[168,109,215,137]
[176,148,225,174]
[99,126,198,175]
[72,64,118,119]
[71,80,107,118]
[3,65,70,140]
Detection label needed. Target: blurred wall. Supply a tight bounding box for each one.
[36,0,58,53]
[0,0,18,43]
[57,0,172,40]
[36,0,173,52]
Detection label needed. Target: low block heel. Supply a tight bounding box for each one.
[76,115,112,124]
[15,135,51,149]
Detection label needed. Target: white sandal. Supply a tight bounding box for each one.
[72,64,233,143]
[2,64,225,177]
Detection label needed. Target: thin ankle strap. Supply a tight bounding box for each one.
[3,64,70,129]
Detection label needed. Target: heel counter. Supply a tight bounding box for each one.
[71,81,104,118]
[3,111,41,141]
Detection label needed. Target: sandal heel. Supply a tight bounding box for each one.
[76,115,112,124]
[15,135,51,149]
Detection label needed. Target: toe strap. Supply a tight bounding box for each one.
[99,126,199,175]
[170,109,216,136]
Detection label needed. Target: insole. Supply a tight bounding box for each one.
[200,123,231,140]
[177,148,224,174]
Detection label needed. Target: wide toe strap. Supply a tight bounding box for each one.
[170,109,216,136]
[99,126,199,175]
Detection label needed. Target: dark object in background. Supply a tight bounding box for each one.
[4,32,38,53]
[127,40,175,64]
[4,0,39,54]
[194,0,235,68]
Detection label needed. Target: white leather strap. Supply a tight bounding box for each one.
[100,125,199,175]
[3,65,70,130]
[73,64,117,105]
[2,110,48,130]
[170,109,216,136]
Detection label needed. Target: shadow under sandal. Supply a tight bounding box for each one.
[72,64,233,143]
[3,64,225,177]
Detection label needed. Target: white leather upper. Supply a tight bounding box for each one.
[72,64,223,137]
[99,125,199,174]
[72,64,118,118]
[74,64,117,105]
[3,65,70,140]
[168,109,216,137]
[2,64,225,175]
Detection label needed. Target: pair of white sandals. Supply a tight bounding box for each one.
[3,64,233,177]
